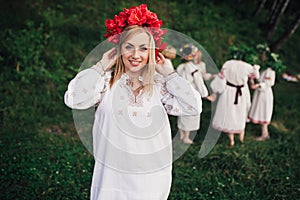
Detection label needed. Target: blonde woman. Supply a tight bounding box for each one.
[64,5,201,200]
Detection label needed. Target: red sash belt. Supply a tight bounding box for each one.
[226,81,244,105]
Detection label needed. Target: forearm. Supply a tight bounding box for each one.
[64,66,108,109]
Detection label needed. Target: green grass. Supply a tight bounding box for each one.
[1,81,299,199]
[0,127,93,199]
[1,0,300,199]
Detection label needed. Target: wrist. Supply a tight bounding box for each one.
[93,60,106,76]
[161,70,175,77]
[165,71,178,81]
[99,60,107,71]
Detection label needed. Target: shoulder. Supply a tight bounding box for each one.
[267,68,276,75]
[177,63,186,69]
[222,60,234,69]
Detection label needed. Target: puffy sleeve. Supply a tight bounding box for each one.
[199,62,212,80]
[210,72,226,94]
[259,69,275,91]
[176,63,185,76]
[249,64,260,79]
[193,68,209,97]
[156,72,202,116]
[64,64,111,109]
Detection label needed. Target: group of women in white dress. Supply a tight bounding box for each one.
[173,44,276,146]
[63,4,276,199]
[211,59,275,146]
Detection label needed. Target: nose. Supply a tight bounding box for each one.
[132,48,140,59]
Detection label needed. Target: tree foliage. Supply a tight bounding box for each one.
[228,43,286,73]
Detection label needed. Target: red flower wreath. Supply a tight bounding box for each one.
[104,4,167,49]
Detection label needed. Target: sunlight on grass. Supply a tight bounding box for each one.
[271,120,289,133]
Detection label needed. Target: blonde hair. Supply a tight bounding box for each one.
[193,50,202,64]
[110,25,156,95]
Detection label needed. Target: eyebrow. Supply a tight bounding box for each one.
[125,42,148,47]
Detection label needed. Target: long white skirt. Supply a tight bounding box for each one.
[91,162,172,200]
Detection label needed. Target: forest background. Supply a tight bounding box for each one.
[1,0,299,199]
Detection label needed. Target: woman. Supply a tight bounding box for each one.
[211,59,260,146]
[248,67,276,141]
[176,44,205,144]
[64,4,201,200]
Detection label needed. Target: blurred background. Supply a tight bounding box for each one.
[1,0,299,199]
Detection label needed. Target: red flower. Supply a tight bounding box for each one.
[105,19,116,30]
[114,13,127,28]
[104,4,167,46]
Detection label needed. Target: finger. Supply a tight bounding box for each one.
[108,48,117,59]
[156,53,165,64]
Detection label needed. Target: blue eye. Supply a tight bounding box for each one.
[140,47,148,51]
[125,45,133,50]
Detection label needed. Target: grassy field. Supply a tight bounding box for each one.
[1,81,299,199]
[1,0,299,199]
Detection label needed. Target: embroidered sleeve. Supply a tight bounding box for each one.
[64,66,111,109]
[157,73,202,116]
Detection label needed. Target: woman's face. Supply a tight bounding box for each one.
[121,32,150,77]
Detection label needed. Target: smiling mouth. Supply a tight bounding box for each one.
[129,60,141,66]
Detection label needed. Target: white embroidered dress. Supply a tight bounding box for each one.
[64,65,201,200]
[176,61,206,131]
[248,68,275,124]
[211,60,259,133]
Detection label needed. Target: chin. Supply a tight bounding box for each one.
[127,65,146,73]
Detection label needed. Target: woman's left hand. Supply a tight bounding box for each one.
[155,52,175,77]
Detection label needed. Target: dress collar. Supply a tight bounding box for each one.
[121,73,143,87]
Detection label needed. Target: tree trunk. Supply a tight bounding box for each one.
[253,0,267,17]
[267,0,290,40]
[267,0,279,26]
[270,13,300,51]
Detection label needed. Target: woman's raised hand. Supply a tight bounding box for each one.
[99,48,117,71]
[155,52,175,77]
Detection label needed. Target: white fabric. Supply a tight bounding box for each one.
[177,61,209,98]
[212,60,260,133]
[248,68,275,124]
[177,114,201,131]
[210,74,226,94]
[196,61,213,81]
[176,61,208,131]
[64,65,201,200]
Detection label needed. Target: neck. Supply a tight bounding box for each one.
[125,73,142,80]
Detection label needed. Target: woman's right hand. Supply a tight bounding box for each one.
[98,48,117,71]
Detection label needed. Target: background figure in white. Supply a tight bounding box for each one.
[211,59,260,146]
[64,25,201,200]
[176,44,205,144]
[248,67,275,141]
[193,50,216,102]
